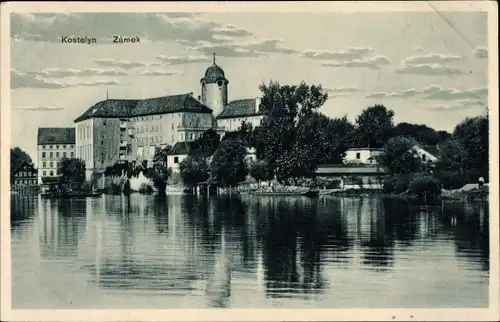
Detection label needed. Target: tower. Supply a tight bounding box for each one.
[201,53,228,116]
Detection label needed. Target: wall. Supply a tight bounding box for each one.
[37,143,76,184]
[203,82,226,116]
[217,115,264,132]
[167,154,188,173]
[344,149,382,164]
[76,118,95,180]
[132,113,183,162]
[92,118,121,170]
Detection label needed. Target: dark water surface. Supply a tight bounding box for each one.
[11,194,489,308]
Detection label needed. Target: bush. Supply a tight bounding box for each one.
[103,176,126,195]
[409,174,442,201]
[383,174,411,194]
[138,183,154,194]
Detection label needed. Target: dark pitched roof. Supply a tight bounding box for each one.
[168,141,195,155]
[37,127,75,145]
[216,99,263,119]
[13,162,37,175]
[74,94,212,122]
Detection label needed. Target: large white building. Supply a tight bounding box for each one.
[36,127,76,184]
[72,55,265,179]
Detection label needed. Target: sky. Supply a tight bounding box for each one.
[9,11,489,164]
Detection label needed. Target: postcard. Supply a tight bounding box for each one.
[1,1,498,321]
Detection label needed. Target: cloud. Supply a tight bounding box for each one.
[401,52,462,65]
[365,85,487,101]
[302,47,374,61]
[322,55,391,69]
[186,38,296,57]
[325,87,359,97]
[429,99,487,111]
[14,105,64,111]
[20,68,128,78]
[136,70,182,77]
[397,52,463,76]
[11,69,127,89]
[156,55,212,65]
[94,59,160,69]
[474,47,488,59]
[396,64,463,76]
[10,13,254,45]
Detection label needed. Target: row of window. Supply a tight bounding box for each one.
[135,133,201,146]
[42,170,56,176]
[41,151,74,159]
[39,144,74,149]
[14,179,37,185]
[131,115,164,122]
[135,124,166,133]
[15,171,35,177]
[41,161,60,169]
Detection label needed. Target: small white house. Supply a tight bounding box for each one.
[413,145,439,163]
[344,148,383,164]
[167,141,195,173]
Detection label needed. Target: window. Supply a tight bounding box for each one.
[43,171,46,176]
[63,152,67,157]
[103,120,107,125]
[49,152,53,158]
[56,145,59,149]
[63,145,66,149]
[422,154,426,161]
[49,171,54,176]
[71,152,74,158]
[42,152,46,158]
[57,162,60,168]
[56,152,60,158]
[356,152,361,159]
[49,162,53,168]
[174,156,179,164]
[190,134,194,140]
[181,134,184,141]
[49,145,53,149]
[43,161,46,168]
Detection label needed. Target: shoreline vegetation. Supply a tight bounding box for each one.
[16,81,488,204]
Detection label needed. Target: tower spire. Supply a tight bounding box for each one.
[213,52,216,64]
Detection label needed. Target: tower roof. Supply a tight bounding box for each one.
[202,53,226,83]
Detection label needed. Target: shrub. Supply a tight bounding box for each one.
[409,174,442,201]
[138,183,154,194]
[383,174,411,194]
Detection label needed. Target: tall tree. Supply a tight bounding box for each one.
[179,155,210,187]
[10,147,33,184]
[150,146,172,193]
[210,139,248,187]
[453,115,489,179]
[355,105,395,148]
[254,81,328,178]
[391,122,450,146]
[434,138,468,189]
[378,136,421,175]
[57,157,86,187]
[190,129,220,157]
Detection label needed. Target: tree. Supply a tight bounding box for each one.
[409,173,442,202]
[191,129,220,157]
[453,115,489,180]
[391,122,450,146]
[249,160,272,182]
[378,136,421,175]
[57,157,86,193]
[150,146,172,193]
[10,147,33,184]
[254,81,328,178]
[210,139,248,187]
[355,105,395,148]
[179,155,210,187]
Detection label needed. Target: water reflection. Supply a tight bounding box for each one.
[11,194,490,308]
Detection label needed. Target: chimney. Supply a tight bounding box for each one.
[198,95,202,101]
[255,97,261,113]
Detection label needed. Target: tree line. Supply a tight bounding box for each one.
[10,80,488,195]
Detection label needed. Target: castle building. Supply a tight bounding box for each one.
[36,127,76,184]
[72,54,265,179]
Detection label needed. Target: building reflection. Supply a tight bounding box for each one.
[10,194,39,230]
[38,198,86,259]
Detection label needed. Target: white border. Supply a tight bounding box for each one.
[1,2,498,321]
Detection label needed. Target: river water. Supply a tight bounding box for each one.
[10,194,489,309]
